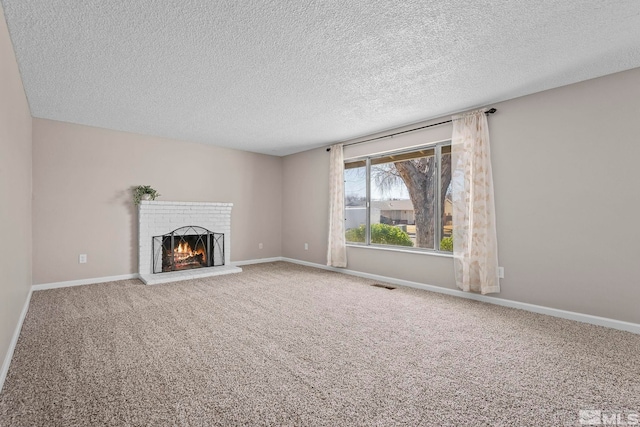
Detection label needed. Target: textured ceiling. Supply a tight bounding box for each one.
[2,0,640,156]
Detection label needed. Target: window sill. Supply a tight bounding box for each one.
[346,244,454,258]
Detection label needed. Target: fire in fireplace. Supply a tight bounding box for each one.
[152,226,224,274]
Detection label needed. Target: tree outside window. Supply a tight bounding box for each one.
[344,143,452,252]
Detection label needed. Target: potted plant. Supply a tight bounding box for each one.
[133,185,161,205]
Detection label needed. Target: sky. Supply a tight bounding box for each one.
[344,167,410,202]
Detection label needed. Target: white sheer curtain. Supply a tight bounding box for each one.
[327,143,347,267]
[451,110,500,294]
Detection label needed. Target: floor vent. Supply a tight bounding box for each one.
[371,284,396,290]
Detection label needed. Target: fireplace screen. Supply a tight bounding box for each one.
[152,226,224,274]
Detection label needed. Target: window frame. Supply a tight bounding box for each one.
[344,140,452,254]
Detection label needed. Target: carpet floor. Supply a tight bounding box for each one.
[1,261,639,426]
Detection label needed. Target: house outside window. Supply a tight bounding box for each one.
[344,141,452,252]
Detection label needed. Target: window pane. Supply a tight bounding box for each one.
[440,145,453,252]
[370,152,436,249]
[344,144,451,252]
[371,147,435,165]
[344,162,367,244]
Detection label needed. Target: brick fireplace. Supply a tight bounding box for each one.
[138,201,241,285]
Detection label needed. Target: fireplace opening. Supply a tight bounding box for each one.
[152,226,224,274]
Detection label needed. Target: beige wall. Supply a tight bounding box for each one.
[283,67,640,324]
[282,147,330,262]
[32,119,282,284]
[0,2,32,378]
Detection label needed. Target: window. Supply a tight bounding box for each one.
[344,142,452,252]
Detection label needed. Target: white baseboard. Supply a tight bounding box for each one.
[232,257,284,266]
[32,273,140,291]
[280,257,640,335]
[30,261,284,290]
[0,287,33,394]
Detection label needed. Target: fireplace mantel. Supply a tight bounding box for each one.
[138,201,241,285]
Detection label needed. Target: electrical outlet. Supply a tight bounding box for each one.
[258,243,263,249]
[498,267,504,279]
[79,254,87,264]
[304,243,309,250]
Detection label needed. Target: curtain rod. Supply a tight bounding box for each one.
[326,108,496,151]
